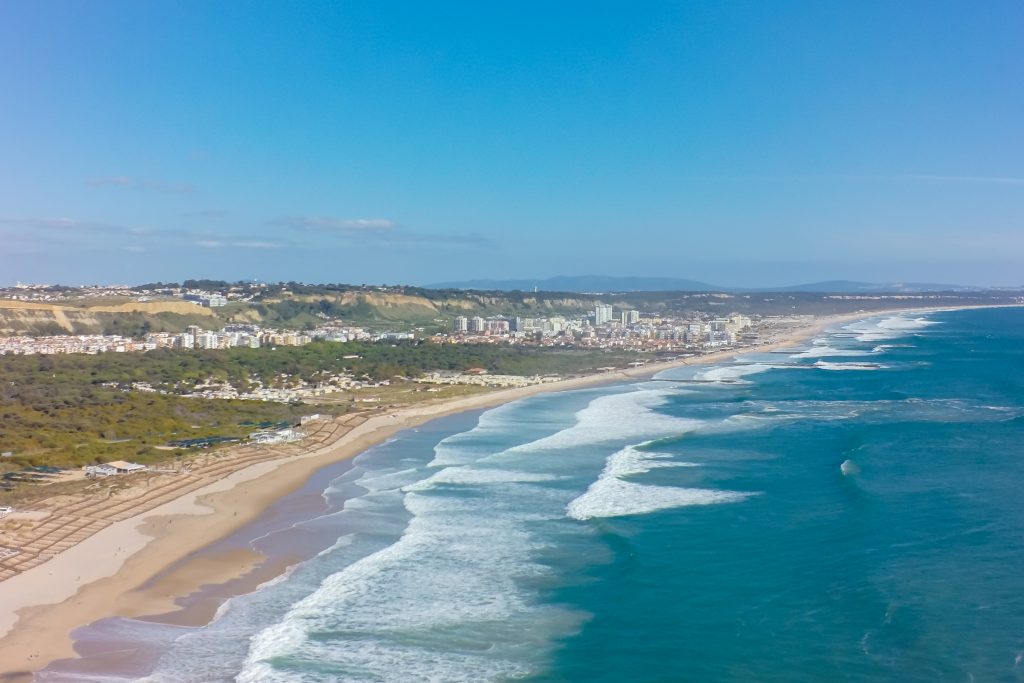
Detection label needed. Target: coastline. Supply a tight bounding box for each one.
[0,306,1000,679]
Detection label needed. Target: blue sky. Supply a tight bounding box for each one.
[1,1,1022,287]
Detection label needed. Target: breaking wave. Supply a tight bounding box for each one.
[844,315,940,342]
[814,361,887,371]
[692,363,780,383]
[567,444,754,521]
[508,388,700,452]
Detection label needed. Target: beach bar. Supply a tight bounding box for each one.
[83,461,148,477]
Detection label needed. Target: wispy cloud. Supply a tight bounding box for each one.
[180,209,226,219]
[271,214,494,250]
[88,176,196,194]
[196,239,285,249]
[0,216,157,251]
[0,218,174,244]
[0,216,282,252]
[0,230,81,249]
[2,213,492,254]
[235,240,285,249]
[385,232,497,248]
[0,217,125,233]
[271,216,397,233]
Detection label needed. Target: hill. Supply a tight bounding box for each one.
[2,285,1020,337]
[427,275,719,292]
[0,299,218,336]
[427,275,983,293]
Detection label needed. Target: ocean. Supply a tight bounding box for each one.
[42,307,1024,682]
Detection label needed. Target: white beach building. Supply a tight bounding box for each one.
[83,461,148,477]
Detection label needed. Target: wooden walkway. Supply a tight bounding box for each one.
[0,415,366,583]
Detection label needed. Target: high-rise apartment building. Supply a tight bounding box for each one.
[594,304,614,325]
[196,332,219,350]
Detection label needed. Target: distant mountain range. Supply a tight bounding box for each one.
[427,275,994,294]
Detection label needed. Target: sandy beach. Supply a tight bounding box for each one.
[0,307,986,679]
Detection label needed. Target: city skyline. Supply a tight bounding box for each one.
[2,2,1023,286]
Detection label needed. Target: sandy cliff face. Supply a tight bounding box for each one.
[0,300,214,335]
[80,301,216,316]
[339,292,441,312]
[278,291,602,314]
[0,308,74,333]
[0,291,606,336]
[275,292,443,319]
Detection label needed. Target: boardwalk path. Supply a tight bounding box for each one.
[0,414,368,583]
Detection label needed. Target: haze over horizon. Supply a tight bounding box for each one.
[2,2,1023,286]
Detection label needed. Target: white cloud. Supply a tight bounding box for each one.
[195,239,284,249]
[180,209,227,218]
[270,214,495,249]
[234,240,284,249]
[271,216,396,232]
[0,217,123,232]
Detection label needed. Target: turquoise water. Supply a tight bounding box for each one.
[544,308,1024,682]
[44,308,1024,682]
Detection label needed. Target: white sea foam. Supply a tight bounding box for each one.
[789,345,875,359]
[796,314,939,359]
[692,363,779,383]
[844,315,939,342]
[566,443,753,521]
[116,391,613,683]
[814,361,886,371]
[427,395,575,467]
[509,386,798,463]
[352,466,424,492]
[426,402,523,468]
[509,388,700,452]
[871,343,912,353]
[239,491,582,681]
[879,316,939,331]
[237,387,738,680]
[240,388,717,680]
[239,446,585,683]
[403,466,561,491]
[567,478,753,520]
[699,413,791,434]
[743,397,1022,425]
[603,444,700,477]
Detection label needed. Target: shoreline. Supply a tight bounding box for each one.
[0,305,1007,678]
